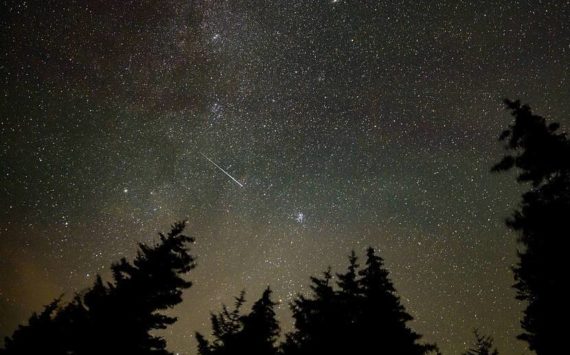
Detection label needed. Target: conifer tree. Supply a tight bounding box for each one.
[238,288,279,355]
[283,268,338,355]
[463,330,499,355]
[0,299,66,354]
[197,288,279,355]
[1,222,195,355]
[196,291,246,355]
[335,251,363,353]
[358,247,434,355]
[493,99,569,354]
[284,249,435,355]
[337,251,361,298]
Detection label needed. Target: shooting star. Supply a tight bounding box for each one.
[201,152,244,188]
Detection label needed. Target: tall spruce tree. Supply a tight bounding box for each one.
[358,247,434,355]
[197,291,246,355]
[283,268,338,355]
[1,222,195,355]
[337,251,361,298]
[335,251,365,354]
[284,249,435,355]
[197,288,279,355]
[0,299,67,354]
[238,288,279,355]
[492,99,569,354]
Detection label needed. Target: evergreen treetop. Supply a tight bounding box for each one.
[1,222,196,355]
[493,99,569,355]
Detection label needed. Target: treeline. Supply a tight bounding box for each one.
[197,249,438,355]
[1,100,567,354]
[1,223,195,354]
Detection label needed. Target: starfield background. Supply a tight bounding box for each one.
[1,1,569,354]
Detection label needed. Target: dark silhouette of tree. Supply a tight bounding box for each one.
[358,247,435,355]
[1,222,195,355]
[463,330,499,355]
[492,99,569,355]
[239,288,279,355]
[337,251,360,294]
[0,299,67,354]
[283,268,340,355]
[335,251,363,352]
[197,291,246,355]
[197,287,279,355]
[284,248,435,355]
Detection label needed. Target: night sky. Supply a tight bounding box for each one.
[1,1,569,354]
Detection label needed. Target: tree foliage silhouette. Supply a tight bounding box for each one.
[1,221,195,355]
[0,299,67,354]
[197,287,279,355]
[284,248,436,355]
[462,330,499,355]
[283,267,339,355]
[493,99,569,355]
[197,291,246,355]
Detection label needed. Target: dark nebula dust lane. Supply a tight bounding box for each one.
[1,1,569,354]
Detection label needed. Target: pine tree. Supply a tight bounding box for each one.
[463,330,499,355]
[492,99,569,355]
[1,222,196,355]
[283,268,338,355]
[238,288,279,355]
[337,250,361,298]
[358,247,434,355]
[197,288,279,355]
[284,249,435,355]
[0,299,66,354]
[335,251,363,353]
[197,291,246,355]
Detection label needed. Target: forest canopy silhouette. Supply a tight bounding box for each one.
[491,99,569,355]
[1,222,195,355]
[2,100,568,355]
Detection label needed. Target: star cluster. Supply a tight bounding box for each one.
[1,1,569,354]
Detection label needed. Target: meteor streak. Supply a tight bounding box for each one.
[201,153,244,188]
